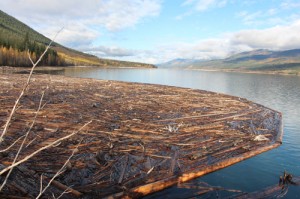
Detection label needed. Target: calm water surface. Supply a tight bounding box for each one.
[47,67,300,198]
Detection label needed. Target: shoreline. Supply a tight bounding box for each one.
[0,66,300,77]
[1,65,300,77]
[187,67,300,76]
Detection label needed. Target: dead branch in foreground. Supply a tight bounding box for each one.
[0,120,92,176]
[0,28,88,198]
[36,140,83,199]
[0,90,46,191]
[0,28,63,143]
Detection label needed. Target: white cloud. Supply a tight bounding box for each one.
[78,18,300,64]
[236,9,287,27]
[266,8,277,16]
[230,20,300,50]
[0,0,162,44]
[36,23,99,49]
[114,39,234,64]
[281,0,300,9]
[147,38,248,63]
[134,19,300,64]
[94,0,161,31]
[182,0,228,11]
[176,0,228,20]
[236,11,263,25]
[82,46,136,57]
[0,0,161,29]
[2,0,300,65]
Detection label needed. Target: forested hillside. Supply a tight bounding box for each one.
[0,10,65,66]
[0,10,155,68]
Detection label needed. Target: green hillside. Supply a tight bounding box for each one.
[0,10,155,68]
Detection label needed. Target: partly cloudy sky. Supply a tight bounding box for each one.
[1,0,300,64]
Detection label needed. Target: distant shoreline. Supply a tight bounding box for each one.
[187,68,300,77]
[1,65,300,77]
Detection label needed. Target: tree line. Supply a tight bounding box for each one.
[0,30,67,67]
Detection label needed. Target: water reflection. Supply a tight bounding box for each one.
[39,67,300,198]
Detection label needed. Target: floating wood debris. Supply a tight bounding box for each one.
[0,73,283,198]
[145,172,300,198]
[231,171,300,199]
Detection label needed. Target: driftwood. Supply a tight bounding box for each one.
[0,73,283,198]
[231,172,300,198]
[144,172,300,199]
[41,176,82,197]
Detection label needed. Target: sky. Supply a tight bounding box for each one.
[1,0,300,64]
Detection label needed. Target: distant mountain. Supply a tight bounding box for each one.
[158,58,205,68]
[162,49,300,75]
[0,10,155,68]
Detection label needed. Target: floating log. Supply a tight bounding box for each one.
[231,172,300,198]
[0,73,283,198]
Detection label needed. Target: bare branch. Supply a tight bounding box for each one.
[26,138,37,148]
[27,49,34,65]
[0,90,46,191]
[56,188,72,199]
[0,28,63,143]
[0,135,25,153]
[36,139,82,199]
[46,178,81,198]
[39,174,43,194]
[0,120,92,176]
[0,89,46,191]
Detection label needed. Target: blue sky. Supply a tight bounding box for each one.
[1,0,300,64]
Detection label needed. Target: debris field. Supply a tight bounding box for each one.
[0,73,283,198]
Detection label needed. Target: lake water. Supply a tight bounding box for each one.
[43,67,300,198]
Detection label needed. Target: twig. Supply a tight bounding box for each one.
[118,155,129,184]
[39,174,43,195]
[55,188,72,199]
[36,139,83,199]
[26,138,37,148]
[47,179,81,198]
[0,120,92,176]
[170,150,178,174]
[147,167,155,175]
[0,28,63,143]
[0,90,46,191]
[0,135,25,153]
[27,50,34,65]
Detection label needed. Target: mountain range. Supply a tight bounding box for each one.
[159,49,300,75]
[0,10,155,68]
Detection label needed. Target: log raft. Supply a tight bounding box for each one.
[0,74,283,198]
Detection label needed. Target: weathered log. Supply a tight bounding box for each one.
[42,176,82,197]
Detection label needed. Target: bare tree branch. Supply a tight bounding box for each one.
[39,174,43,195]
[55,188,72,199]
[36,140,83,199]
[0,120,92,176]
[0,135,25,153]
[0,28,63,143]
[0,90,46,191]
[27,49,34,65]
